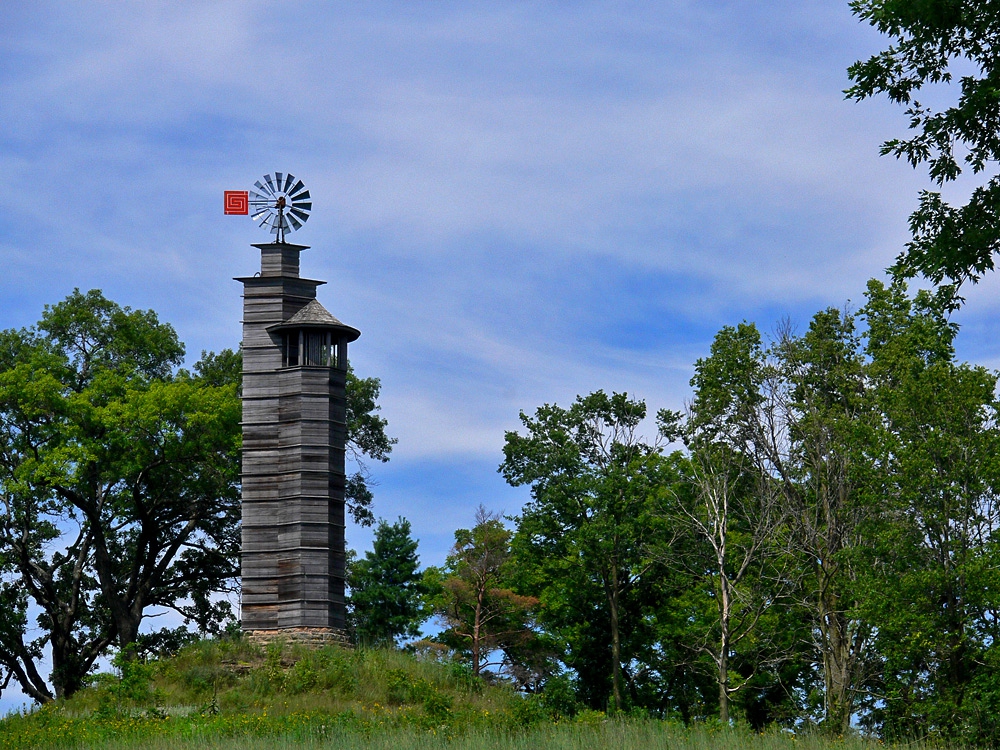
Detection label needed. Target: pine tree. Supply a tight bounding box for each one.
[347,517,426,646]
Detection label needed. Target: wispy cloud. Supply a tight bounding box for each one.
[2,2,998,580]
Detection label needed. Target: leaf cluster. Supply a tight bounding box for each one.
[848,1,1000,283]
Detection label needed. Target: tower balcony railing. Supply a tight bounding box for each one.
[281,329,349,370]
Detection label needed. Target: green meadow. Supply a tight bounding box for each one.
[0,639,921,750]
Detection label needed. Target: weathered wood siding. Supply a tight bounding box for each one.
[238,242,349,632]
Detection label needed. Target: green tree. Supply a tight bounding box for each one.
[774,308,881,734]
[347,517,426,646]
[0,290,240,701]
[501,391,661,713]
[847,1,1000,284]
[0,289,395,703]
[680,313,881,732]
[665,322,795,725]
[425,506,540,682]
[343,366,396,527]
[855,279,1000,743]
[725,282,1000,735]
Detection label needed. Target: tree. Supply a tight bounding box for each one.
[679,314,880,732]
[0,289,396,702]
[344,367,396,527]
[347,517,425,646]
[772,308,881,734]
[501,391,661,713]
[847,1,1000,285]
[426,506,539,681]
[663,323,794,724]
[659,323,798,722]
[854,279,1000,743]
[0,290,240,701]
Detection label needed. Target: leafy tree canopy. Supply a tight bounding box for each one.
[0,289,395,703]
[848,0,1000,285]
[501,391,666,713]
[0,290,240,702]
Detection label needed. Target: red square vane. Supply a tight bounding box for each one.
[224,190,249,215]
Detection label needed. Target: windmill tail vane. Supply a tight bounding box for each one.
[225,172,312,243]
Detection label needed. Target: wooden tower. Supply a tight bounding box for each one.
[237,242,359,641]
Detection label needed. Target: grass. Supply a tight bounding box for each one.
[0,639,915,750]
[0,638,547,749]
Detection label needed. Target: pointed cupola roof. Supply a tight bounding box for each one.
[286,299,342,326]
[267,299,360,342]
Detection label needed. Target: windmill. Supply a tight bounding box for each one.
[225,172,312,243]
[229,173,359,645]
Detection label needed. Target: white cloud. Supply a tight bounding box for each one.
[1,1,994,475]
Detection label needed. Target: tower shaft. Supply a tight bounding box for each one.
[237,242,357,641]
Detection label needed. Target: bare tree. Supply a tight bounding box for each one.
[677,445,790,724]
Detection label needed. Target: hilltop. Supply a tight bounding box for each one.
[0,637,565,749]
[0,638,908,750]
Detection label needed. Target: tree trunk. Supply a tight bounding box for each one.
[472,588,483,676]
[817,561,853,734]
[718,571,731,724]
[609,565,624,713]
[718,646,729,724]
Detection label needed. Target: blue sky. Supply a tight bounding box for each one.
[2,1,1000,704]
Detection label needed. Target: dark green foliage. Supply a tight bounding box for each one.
[501,391,667,713]
[668,321,799,725]
[192,348,243,389]
[540,673,580,718]
[491,279,1000,741]
[348,517,427,646]
[847,1,1000,284]
[0,289,241,703]
[134,627,201,662]
[851,280,1000,743]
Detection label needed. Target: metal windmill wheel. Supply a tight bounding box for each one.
[249,172,312,243]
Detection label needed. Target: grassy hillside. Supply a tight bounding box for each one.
[0,639,905,750]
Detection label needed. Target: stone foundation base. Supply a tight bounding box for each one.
[243,627,351,648]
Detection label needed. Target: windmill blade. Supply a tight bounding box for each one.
[290,189,310,204]
[254,180,274,197]
[289,208,310,223]
[263,173,278,195]
[250,201,270,215]
[283,173,295,193]
[287,213,303,230]
[287,179,305,197]
[291,201,312,212]
[274,172,284,191]
[258,214,272,229]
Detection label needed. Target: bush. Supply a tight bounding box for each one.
[541,673,579,718]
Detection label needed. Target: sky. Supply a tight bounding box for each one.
[3,0,1000,709]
